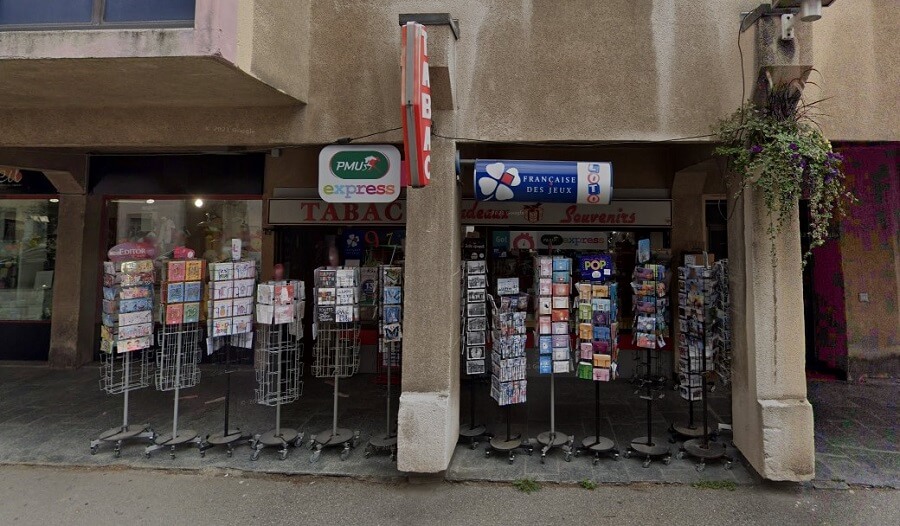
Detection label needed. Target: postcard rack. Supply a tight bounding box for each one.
[532,256,576,462]
[199,337,254,458]
[145,322,203,458]
[251,317,304,460]
[459,256,492,448]
[91,349,155,456]
[309,267,362,462]
[624,255,672,467]
[485,284,533,463]
[366,265,403,461]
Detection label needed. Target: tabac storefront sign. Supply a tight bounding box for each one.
[318,145,401,203]
[474,160,612,204]
[268,199,670,227]
[401,21,431,188]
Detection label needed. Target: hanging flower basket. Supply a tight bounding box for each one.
[712,84,856,266]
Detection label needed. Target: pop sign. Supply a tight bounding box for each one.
[579,254,614,281]
[401,21,431,188]
[475,160,612,204]
[318,145,401,203]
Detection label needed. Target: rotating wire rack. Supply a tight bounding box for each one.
[91,349,155,456]
[145,322,203,458]
[251,317,305,461]
[309,321,361,462]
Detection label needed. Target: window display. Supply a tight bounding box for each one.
[0,199,58,321]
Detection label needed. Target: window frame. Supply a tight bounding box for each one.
[0,0,195,31]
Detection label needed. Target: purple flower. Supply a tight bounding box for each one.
[789,143,799,151]
[750,144,763,154]
[791,153,800,161]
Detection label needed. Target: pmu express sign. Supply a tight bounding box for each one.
[318,145,401,203]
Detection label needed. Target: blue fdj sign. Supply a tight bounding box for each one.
[474,160,612,205]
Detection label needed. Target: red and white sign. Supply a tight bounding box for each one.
[401,22,431,188]
[108,242,157,262]
[267,198,671,227]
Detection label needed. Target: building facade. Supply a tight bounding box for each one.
[0,0,897,481]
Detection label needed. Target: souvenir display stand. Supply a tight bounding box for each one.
[91,259,156,456]
[485,281,533,463]
[572,260,620,463]
[200,257,258,456]
[366,265,403,460]
[310,267,361,462]
[624,254,673,467]
[459,257,492,448]
[533,255,574,463]
[251,280,305,461]
[145,322,202,458]
[670,261,715,441]
[675,261,733,470]
[712,260,732,387]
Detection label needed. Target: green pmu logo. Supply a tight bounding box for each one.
[330,151,390,179]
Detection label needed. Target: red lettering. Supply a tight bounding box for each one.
[385,202,402,222]
[362,204,381,222]
[300,202,319,221]
[626,213,636,223]
[561,205,576,224]
[344,204,359,221]
[322,204,339,221]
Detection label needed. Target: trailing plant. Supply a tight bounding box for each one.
[713,81,855,266]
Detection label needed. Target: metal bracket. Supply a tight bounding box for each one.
[399,13,460,40]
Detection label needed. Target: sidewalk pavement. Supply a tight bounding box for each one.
[0,363,896,488]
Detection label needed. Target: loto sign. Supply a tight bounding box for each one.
[401,21,431,188]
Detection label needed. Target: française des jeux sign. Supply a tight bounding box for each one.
[401,22,431,188]
[474,160,612,204]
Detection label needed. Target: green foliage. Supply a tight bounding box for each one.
[579,479,598,490]
[512,478,541,494]
[691,480,737,491]
[712,85,856,266]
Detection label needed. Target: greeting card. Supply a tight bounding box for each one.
[383,286,402,305]
[552,348,569,361]
[593,368,610,381]
[316,305,334,322]
[256,304,274,324]
[383,323,402,342]
[539,336,552,354]
[552,296,569,309]
[578,303,592,321]
[593,353,611,368]
[550,309,568,322]
[336,269,357,287]
[119,285,153,300]
[539,297,552,315]
[316,287,336,305]
[552,360,570,373]
[118,322,153,340]
[592,284,609,298]
[185,260,205,281]
[577,362,593,380]
[336,287,357,305]
[119,310,152,326]
[184,281,203,303]
[213,300,233,319]
[316,269,337,287]
[212,319,231,337]
[164,282,184,303]
[578,322,592,340]
[592,340,610,354]
[232,297,254,316]
[539,258,552,278]
[552,283,570,297]
[233,279,255,298]
[165,303,184,325]
[335,305,355,323]
[182,302,201,323]
[384,305,401,324]
[552,321,568,335]
[120,297,153,314]
[539,356,552,374]
[232,315,253,334]
[538,278,552,296]
[538,316,552,335]
[166,261,186,282]
[233,261,256,280]
[274,304,294,324]
[580,342,593,360]
[121,336,152,352]
[552,271,569,284]
[257,284,274,305]
[211,280,234,300]
[211,262,234,281]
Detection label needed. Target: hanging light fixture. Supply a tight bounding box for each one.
[800,0,822,22]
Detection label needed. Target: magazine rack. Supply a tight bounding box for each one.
[624,256,672,467]
[366,265,402,461]
[91,350,155,456]
[199,338,254,458]
[251,319,304,461]
[459,257,492,448]
[145,322,203,458]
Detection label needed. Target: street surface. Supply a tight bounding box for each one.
[0,465,896,526]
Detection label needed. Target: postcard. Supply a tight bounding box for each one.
[552,360,570,373]
[467,346,485,360]
[538,316,552,335]
[383,286,402,305]
[551,309,569,322]
[119,310,152,327]
[232,297,253,316]
[210,262,234,281]
[552,283,570,297]
[233,279,255,298]
[274,304,295,324]
[316,269,336,287]
[335,305,356,323]
[552,321,568,335]
[466,260,487,275]
[538,278,552,296]
[165,282,184,304]
[185,260,205,281]
[119,285,153,300]
[120,336,152,352]
[578,303,592,321]
[336,287,357,305]
[119,297,152,314]
[551,334,569,349]
[316,305,334,322]
[467,289,486,304]
[211,280,234,300]
[382,266,403,286]
[382,322,402,342]
[256,284,274,305]
[467,316,487,332]
[552,271,569,284]
[539,336,552,354]
[165,304,184,325]
[233,261,256,280]
[592,340,610,354]
[496,277,519,296]
[466,360,486,376]
[182,302,201,324]
[593,367,611,382]
[182,281,202,303]
[166,261,186,282]
[336,268,357,288]
[213,299,233,319]
[256,304,274,324]
[538,257,552,278]
[539,297,552,315]
[467,330,486,346]
[466,302,486,317]
[212,319,231,337]
[384,305,401,324]
[232,315,253,334]
[593,353,611,368]
[467,274,487,290]
[317,287,336,305]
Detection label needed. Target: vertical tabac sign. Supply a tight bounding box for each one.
[401,22,431,188]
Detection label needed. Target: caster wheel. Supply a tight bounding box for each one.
[250,450,260,462]
[484,449,491,458]
[623,450,632,459]
[676,451,685,460]
[668,437,676,444]
[227,450,233,458]
[144,452,150,459]
[592,458,599,466]
[310,451,321,463]
[364,449,372,459]
[664,457,672,466]
[613,453,620,461]
[470,442,477,450]
[540,454,546,465]
[724,461,733,470]
[340,449,351,461]
[642,459,651,469]
[294,438,303,448]
[508,455,515,464]
[170,453,176,460]
[527,448,533,456]
[280,451,288,461]
[200,451,205,458]
[389,454,396,462]
[565,453,572,462]
[308,441,316,451]
[90,446,98,455]
[696,463,705,472]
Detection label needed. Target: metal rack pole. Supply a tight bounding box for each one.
[385,352,392,437]
[645,347,652,445]
[332,374,340,436]
[275,335,283,437]
[594,381,601,444]
[549,371,556,440]
[172,328,183,440]
[122,352,131,430]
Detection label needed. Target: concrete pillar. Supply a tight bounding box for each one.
[48,193,99,368]
[397,135,461,473]
[728,186,815,481]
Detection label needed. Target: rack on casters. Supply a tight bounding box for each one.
[251,319,304,461]
[91,350,155,456]
[309,322,361,462]
[485,405,533,463]
[625,346,672,467]
[366,341,399,460]
[458,378,493,449]
[574,381,620,464]
[145,322,203,458]
[536,370,575,463]
[366,265,403,461]
[200,340,253,458]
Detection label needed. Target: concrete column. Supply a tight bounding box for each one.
[48,193,98,368]
[397,135,461,473]
[728,187,815,481]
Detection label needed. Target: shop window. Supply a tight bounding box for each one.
[0,0,194,28]
[103,0,195,23]
[105,198,263,266]
[0,199,58,321]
